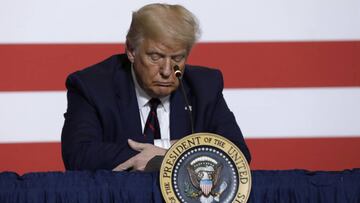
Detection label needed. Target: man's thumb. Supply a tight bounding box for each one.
[128,139,145,151]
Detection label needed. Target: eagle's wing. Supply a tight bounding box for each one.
[187,165,200,189]
[213,164,223,188]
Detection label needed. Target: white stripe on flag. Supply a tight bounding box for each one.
[0,91,66,143]
[0,87,359,143]
[1,0,360,43]
[224,87,360,138]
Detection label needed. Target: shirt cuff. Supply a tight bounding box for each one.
[154,139,171,149]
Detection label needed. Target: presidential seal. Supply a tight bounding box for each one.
[160,133,251,203]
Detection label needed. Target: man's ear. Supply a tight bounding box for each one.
[125,41,135,63]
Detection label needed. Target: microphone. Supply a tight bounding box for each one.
[144,65,194,172]
[174,65,182,78]
[173,65,194,134]
[144,65,190,172]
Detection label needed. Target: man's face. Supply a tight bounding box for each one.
[127,39,188,98]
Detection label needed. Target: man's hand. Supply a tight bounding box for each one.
[113,139,166,171]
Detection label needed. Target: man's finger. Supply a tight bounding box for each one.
[128,139,147,151]
[113,157,134,171]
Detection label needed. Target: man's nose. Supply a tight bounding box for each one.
[160,58,173,78]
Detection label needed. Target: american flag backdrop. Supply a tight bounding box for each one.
[1,0,359,174]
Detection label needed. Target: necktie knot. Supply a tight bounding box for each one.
[148,98,161,110]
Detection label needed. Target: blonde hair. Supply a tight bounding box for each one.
[126,3,200,53]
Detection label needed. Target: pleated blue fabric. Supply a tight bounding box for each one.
[0,169,359,203]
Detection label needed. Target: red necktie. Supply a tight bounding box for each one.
[144,98,161,140]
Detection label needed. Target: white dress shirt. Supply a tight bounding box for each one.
[131,68,171,149]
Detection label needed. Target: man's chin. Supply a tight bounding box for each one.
[150,87,176,98]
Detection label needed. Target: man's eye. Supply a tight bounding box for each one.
[150,54,161,61]
[173,55,184,62]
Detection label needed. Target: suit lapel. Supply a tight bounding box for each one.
[170,79,193,139]
[113,61,148,143]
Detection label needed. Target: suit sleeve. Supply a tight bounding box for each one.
[209,70,252,163]
[61,73,136,170]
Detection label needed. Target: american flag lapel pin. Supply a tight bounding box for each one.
[184,105,192,111]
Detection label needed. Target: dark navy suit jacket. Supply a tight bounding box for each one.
[61,54,251,170]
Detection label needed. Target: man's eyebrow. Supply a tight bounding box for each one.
[147,51,165,56]
[171,51,187,57]
[146,50,186,57]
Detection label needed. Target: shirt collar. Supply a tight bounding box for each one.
[131,67,170,112]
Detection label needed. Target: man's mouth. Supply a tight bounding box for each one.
[154,82,173,86]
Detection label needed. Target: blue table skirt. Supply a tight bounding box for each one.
[1,169,359,203]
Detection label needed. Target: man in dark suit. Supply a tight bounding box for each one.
[61,3,251,171]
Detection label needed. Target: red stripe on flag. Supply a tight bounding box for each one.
[0,44,124,91]
[191,41,360,88]
[0,142,64,174]
[1,41,359,91]
[247,137,360,170]
[0,137,359,174]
